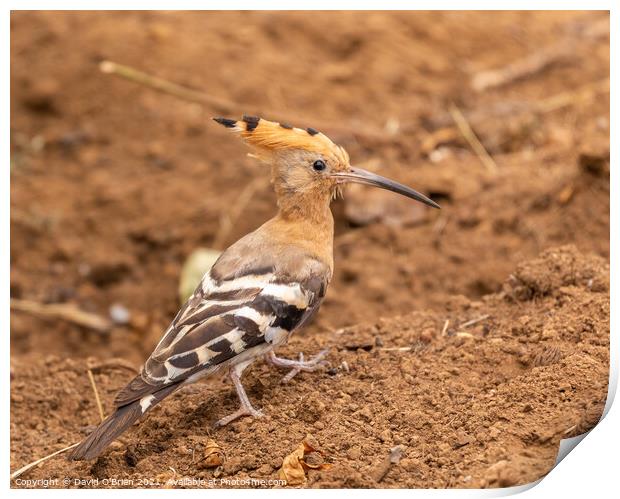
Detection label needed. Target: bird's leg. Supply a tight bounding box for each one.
[265,349,329,383]
[214,362,263,427]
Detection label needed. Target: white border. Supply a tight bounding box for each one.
[4,2,616,497]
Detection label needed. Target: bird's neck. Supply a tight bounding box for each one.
[270,189,335,268]
[277,188,332,224]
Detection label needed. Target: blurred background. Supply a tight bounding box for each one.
[9,11,610,488]
[10,11,609,364]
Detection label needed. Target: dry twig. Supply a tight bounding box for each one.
[470,16,608,92]
[100,60,237,112]
[471,45,571,92]
[99,60,387,141]
[10,298,112,333]
[382,346,413,352]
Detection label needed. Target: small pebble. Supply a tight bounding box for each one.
[379,429,392,443]
[256,464,273,475]
[109,304,131,325]
[347,446,362,460]
[109,441,124,451]
[400,457,420,472]
[357,406,373,422]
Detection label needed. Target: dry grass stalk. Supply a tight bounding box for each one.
[10,298,111,333]
[441,319,450,336]
[536,78,609,113]
[455,331,474,339]
[87,369,106,423]
[449,104,498,175]
[460,314,490,329]
[88,358,139,375]
[427,78,609,134]
[212,176,268,249]
[10,443,79,480]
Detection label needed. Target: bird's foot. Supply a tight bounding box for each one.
[214,362,264,428]
[266,349,329,383]
[214,403,264,428]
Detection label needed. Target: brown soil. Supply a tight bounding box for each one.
[10,11,609,489]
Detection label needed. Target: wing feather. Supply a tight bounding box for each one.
[116,257,329,407]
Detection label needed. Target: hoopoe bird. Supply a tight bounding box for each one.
[69,115,439,460]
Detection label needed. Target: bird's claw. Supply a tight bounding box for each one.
[214,405,264,428]
[279,349,330,383]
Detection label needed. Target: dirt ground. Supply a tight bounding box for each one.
[10,11,610,488]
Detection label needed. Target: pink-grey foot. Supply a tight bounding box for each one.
[265,349,329,383]
[214,365,264,427]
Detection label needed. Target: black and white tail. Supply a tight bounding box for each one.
[68,380,179,461]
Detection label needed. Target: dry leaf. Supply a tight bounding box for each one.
[155,467,177,488]
[199,438,225,468]
[278,435,329,486]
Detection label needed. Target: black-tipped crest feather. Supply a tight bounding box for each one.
[242,115,260,132]
[213,117,237,128]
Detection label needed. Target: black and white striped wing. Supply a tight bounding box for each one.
[114,269,326,407]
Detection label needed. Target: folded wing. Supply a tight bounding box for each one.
[114,264,327,408]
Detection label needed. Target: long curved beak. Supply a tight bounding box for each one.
[333,167,440,209]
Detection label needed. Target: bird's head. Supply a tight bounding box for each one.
[213,115,440,210]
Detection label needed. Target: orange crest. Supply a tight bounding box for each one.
[213,115,349,165]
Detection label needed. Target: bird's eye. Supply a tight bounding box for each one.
[313,160,327,172]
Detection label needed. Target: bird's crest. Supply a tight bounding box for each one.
[213,115,349,165]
